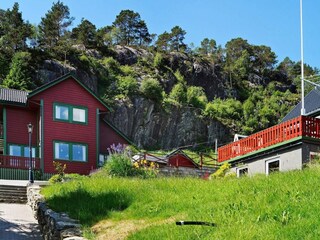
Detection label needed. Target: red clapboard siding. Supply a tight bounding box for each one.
[30,77,108,175]
[99,119,129,154]
[6,107,38,145]
[168,154,197,168]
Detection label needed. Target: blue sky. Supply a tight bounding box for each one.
[1,0,320,69]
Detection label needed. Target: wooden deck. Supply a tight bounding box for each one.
[218,116,320,162]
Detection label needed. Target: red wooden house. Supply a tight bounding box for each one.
[217,89,320,177]
[0,73,130,178]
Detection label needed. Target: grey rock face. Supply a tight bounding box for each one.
[107,97,230,149]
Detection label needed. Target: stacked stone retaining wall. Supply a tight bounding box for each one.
[27,185,86,240]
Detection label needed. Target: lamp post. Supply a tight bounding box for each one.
[27,123,34,184]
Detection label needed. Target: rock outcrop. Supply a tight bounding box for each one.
[107,97,230,149]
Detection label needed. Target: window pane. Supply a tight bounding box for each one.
[55,105,69,120]
[55,143,69,160]
[9,145,21,156]
[23,147,36,158]
[268,161,279,173]
[73,108,86,123]
[72,144,86,161]
[238,168,248,177]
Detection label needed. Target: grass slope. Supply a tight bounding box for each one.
[42,166,320,239]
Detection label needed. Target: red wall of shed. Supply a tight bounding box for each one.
[168,154,197,168]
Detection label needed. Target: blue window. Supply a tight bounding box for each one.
[23,147,36,158]
[72,144,86,162]
[54,141,87,162]
[54,103,87,124]
[55,105,69,121]
[54,142,69,160]
[9,145,21,156]
[9,144,36,157]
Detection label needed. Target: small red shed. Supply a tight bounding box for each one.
[167,149,199,168]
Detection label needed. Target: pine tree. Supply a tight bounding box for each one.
[38,1,74,53]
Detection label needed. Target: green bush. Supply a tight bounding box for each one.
[116,75,138,96]
[49,174,62,184]
[204,98,242,120]
[120,65,136,77]
[102,57,121,74]
[153,52,165,69]
[210,162,232,178]
[140,78,164,102]
[169,83,187,105]
[187,86,208,109]
[104,153,135,177]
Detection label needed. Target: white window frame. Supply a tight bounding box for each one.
[236,166,249,177]
[54,103,88,124]
[54,141,88,162]
[265,158,280,175]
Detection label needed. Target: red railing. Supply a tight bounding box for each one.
[218,116,320,162]
[0,155,40,170]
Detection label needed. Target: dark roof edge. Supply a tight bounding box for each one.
[28,72,112,112]
[0,100,27,107]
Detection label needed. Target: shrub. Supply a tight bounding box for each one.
[49,173,84,184]
[210,162,232,179]
[104,153,135,177]
[153,52,165,69]
[116,75,138,96]
[169,83,187,105]
[133,159,159,179]
[174,70,186,84]
[49,161,67,184]
[187,86,208,109]
[120,65,136,76]
[140,78,164,102]
[102,57,121,74]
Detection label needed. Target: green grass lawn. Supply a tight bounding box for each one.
[42,165,320,239]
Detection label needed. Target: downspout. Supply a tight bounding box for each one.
[3,107,6,155]
[96,108,100,168]
[40,100,44,172]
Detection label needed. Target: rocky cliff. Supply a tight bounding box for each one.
[107,97,230,149]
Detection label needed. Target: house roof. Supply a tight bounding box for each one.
[28,73,112,111]
[0,88,28,105]
[282,88,320,122]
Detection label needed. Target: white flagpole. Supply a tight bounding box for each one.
[300,0,305,115]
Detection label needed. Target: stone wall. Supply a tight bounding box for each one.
[27,185,86,240]
[159,166,217,178]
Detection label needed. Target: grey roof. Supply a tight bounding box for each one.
[282,88,320,122]
[0,88,28,104]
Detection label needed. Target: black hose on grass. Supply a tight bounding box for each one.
[176,221,216,227]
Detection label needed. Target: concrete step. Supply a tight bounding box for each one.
[0,185,27,203]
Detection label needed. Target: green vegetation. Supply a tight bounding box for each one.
[140,78,164,102]
[42,165,320,239]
